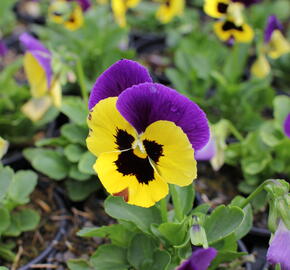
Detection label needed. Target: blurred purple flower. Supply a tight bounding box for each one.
[0,40,8,57]
[195,136,216,161]
[68,0,91,11]
[176,247,217,270]
[264,15,283,43]
[267,220,290,270]
[283,113,290,138]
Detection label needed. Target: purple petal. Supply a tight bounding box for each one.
[231,0,261,6]
[264,15,283,43]
[116,83,210,151]
[177,247,217,270]
[195,136,216,160]
[88,59,153,110]
[283,114,290,138]
[0,40,8,57]
[267,221,290,270]
[76,0,91,11]
[19,33,53,89]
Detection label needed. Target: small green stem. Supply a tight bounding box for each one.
[76,57,88,104]
[239,179,276,209]
[160,197,168,223]
[170,185,183,222]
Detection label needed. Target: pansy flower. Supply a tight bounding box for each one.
[0,40,8,58]
[195,135,216,161]
[204,0,259,26]
[156,0,185,24]
[176,247,217,270]
[49,0,91,31]
[86,60,209,207]
[251,15,290,78]
[267,220,290,270]
[19,33,62,122]
[111,0,140,28]
[264,15,290,59]
[0,137,9,160]
[213,19,254,43]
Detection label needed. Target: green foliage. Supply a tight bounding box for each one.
[0,165,39,261]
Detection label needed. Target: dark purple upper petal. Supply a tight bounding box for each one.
[231,0,261,7]
[195,135,216,160]
[116,83,210,151]
[283,114,290,138]
[76,0,91,11]
[176,247,217,270]
[88,59,153,110]
[0,40,8,57]
[19,33,53,88]
[264,15,283,43]
[267,221,290,270]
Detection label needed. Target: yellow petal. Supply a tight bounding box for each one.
[268,30,290,59]
[21,97,52,122]
[141,120,196,186]
[112,0,127,27]
[24,52,48,98]
[86,97,137,156]
[0,137,9,160]
[227,2,244,26]
[204,0,229,19]
[64,5,84,31]
[156,0,184,23]
[50,79,62,108]
[95,151,169,208]
[250,54,271,78]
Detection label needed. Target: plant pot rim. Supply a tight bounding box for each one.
[18,188,68,270]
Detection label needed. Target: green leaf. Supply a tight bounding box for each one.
[158,220,188,246]
[0,246,15,262]
[78,152,96,175]
[65,144,86,163]
[14,208,40,232]
[67,259,93,270]
[61,123,88,145]
[31,149,69,180]
[65,179,99,201]
[127,234,156,270]
[8,170,38,204]
[209,250,246,270]
[90,244,129,270]
[273,95,290,130]
[174,185,195,216]
[104,196,162,234]
[230,196,253,240]
[0,166,13,202]
[241,154,271,175]
[78,224,134,247]
[69,165,91,181]
[61,97,88,125]
[152,250,171,270]
[204,205,244,244]
[0,207,10,234]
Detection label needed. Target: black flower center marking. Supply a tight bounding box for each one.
[222,21,243,31]
[217,2,228,13]
[113,129,164,184]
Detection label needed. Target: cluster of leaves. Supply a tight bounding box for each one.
[23,96,100,201]
[67,186,253,270]
[0,165,39,261]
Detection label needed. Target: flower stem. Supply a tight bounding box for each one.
[239,179,276,209]
[76,57,88,104]
[160,197,168,223]
[170,185,183,222]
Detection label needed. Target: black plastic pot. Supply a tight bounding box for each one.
[18,187,68,270]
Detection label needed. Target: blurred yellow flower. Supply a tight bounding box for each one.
[0,137,9,160]
[111,0,140,27]
[250,54,270,79]
[156,0,184,24]
[267,30,290,59]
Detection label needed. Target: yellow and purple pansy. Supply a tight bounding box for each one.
[251,15,290,78]
[86,60,210,208]
[19,33,62,122]
[156,0,185,24]
[176,247,217,270]
[49,0,91,31]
